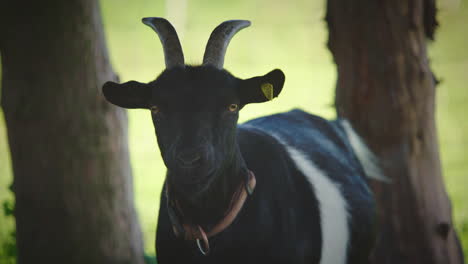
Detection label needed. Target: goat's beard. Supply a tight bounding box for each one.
[165,150,245,227]
[165,168,228,227]
[164,133,245,227]
[165,141,233,198]
[167,167,215,199]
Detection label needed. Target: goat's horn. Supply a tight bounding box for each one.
[142,17,185,68]
[203,20,251,69]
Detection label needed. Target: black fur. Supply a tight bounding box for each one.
[102,65,376,264]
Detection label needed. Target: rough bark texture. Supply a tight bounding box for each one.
[0,1,144,263]
[326,0,464,263]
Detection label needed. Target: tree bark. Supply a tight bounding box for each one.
[326,0,464,263]
[0,1,144,263]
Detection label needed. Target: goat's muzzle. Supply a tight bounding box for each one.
[177,148,203,168]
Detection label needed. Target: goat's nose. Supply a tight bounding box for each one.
[177,149,202,167]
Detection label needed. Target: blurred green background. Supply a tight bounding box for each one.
[0,0,467,261]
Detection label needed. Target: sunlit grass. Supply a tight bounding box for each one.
[0,0,466,260]
[0,110,15,263]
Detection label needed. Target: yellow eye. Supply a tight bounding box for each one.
[228,104,238,112]
[150,105,159,114]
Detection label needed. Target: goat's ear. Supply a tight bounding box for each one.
[238,69,285,104]
[102,81,151,109]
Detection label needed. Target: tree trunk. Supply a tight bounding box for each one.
[0,1,144,263]
[326,0,464,263]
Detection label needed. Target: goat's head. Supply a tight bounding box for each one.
[103,18,285,196]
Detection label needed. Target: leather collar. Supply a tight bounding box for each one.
[165,170,256,255]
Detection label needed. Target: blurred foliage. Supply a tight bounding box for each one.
[0,199,16,264]
[0,0,467,261]
[144,254,157,264]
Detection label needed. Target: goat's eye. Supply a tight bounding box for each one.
[150,105,160,114]
[228,104,238,112]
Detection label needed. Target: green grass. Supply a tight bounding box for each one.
[0,110,15,264]
[432,2,468,257]
[1,0,467,260]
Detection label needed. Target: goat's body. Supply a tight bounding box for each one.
[156,109,377,264]
[101,17,378,264]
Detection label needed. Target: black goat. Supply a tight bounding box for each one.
[103,17,385,264]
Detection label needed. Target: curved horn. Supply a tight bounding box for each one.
[142,17,185,68]
[203,20,251,69]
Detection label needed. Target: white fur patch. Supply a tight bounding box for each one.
[340,120,389,182]
[274,136,350,264]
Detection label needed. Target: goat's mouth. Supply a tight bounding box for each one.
[168,162,217,183]
[167,148,217,175]
[171,159,212,172]
[177,162,201,170]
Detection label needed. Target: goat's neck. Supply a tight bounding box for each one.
[170,145,248,229]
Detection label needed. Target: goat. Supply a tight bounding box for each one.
[103,17,383,264]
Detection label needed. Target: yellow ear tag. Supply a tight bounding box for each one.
[261,83,274,101]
